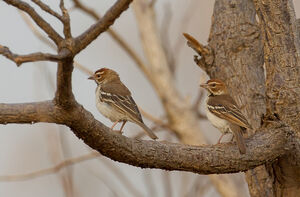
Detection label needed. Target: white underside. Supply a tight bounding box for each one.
[205,98,231,134]
[95,86,128,122]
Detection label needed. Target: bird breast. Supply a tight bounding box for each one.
[205,99,231,134]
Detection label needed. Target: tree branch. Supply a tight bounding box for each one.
[74,0,133,54]
[54,55,75,105]
[0,100,292,174]
[3,0,63,45]
[0,45,70,66]
[59,0,72,39]
[72,0,150,78]
[31,0,63,21]
[0,101,57,124]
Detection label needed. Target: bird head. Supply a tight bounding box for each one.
[200,79,228,95]
[88,68,120,85]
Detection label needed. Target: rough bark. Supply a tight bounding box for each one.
[1,0,300,196]
[133,1,242,196]
[0,102,293,174]
[186,0,300,196]
[198,0,269,195]
[253,0,300,196]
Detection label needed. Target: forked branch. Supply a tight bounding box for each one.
[74,0,133,54]
[3,0,63,45]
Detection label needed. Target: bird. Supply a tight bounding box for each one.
[200,79,252,154]
[88,68,158,140]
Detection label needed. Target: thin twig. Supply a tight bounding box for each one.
[20,12,92,76]
[171,0,200,70]
[0,45,69,66]
[160,3,175,74]
[0,152,99,181]
[74,61,93,75]
[74,0,133,54]
[72,0,149,77]
[60,0,72,39]
[19,11,56,49]
[31,0,63,21]
[3,0,63,45]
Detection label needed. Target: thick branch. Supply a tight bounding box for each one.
[0,101,292,174]
[0,101,57,124]
[54,54,75,105]
[3,0,63,45]
[0,45,70,66]
[74,0,133,54]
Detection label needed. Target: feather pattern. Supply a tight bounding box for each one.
[207,94,252,129]
[99,90,143,123]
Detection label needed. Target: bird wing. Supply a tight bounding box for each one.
[100,82,144,123]
[207,95,252,129]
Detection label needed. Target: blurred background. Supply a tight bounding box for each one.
[0,0,299,196]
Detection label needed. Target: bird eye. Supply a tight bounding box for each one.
[211,83,216,87]
[96,74,101,78]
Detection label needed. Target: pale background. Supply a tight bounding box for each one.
[0,0,299,196]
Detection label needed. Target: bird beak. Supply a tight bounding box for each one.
[200,83,208,89]
[88,75,94,80]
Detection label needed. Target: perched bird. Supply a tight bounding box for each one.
[88,68,158,140]
[200,79,252,154]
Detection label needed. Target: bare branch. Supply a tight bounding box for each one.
[20,13,92,76]
[72,0,101,20]
[55,58,75,105]
[183,33,214,69]
[31,0,63,21]
[0,101,292,175]
[0,152,99,181]
[0,45,69,66]
[60,0,72,39]
[0,101,57,124]
[72,0,150,80]
[74,0,133,54]
[19,11,57,49]
[3,0,63,45]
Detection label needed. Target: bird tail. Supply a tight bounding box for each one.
[230,124,246,154]
[136,122,158,140]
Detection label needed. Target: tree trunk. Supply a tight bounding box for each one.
[202,0,300,196]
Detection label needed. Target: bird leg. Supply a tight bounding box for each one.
[110,121,119,131]
[217,133,225,144]
[119,121,127,134]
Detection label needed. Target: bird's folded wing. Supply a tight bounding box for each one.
[207,95,252,129]
[100,91,143,123]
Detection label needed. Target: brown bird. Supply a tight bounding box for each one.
[200,79,252,154]
[88,68,158,140]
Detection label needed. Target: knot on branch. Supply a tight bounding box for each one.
[183,33,214,71]
[58,39,76,57]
